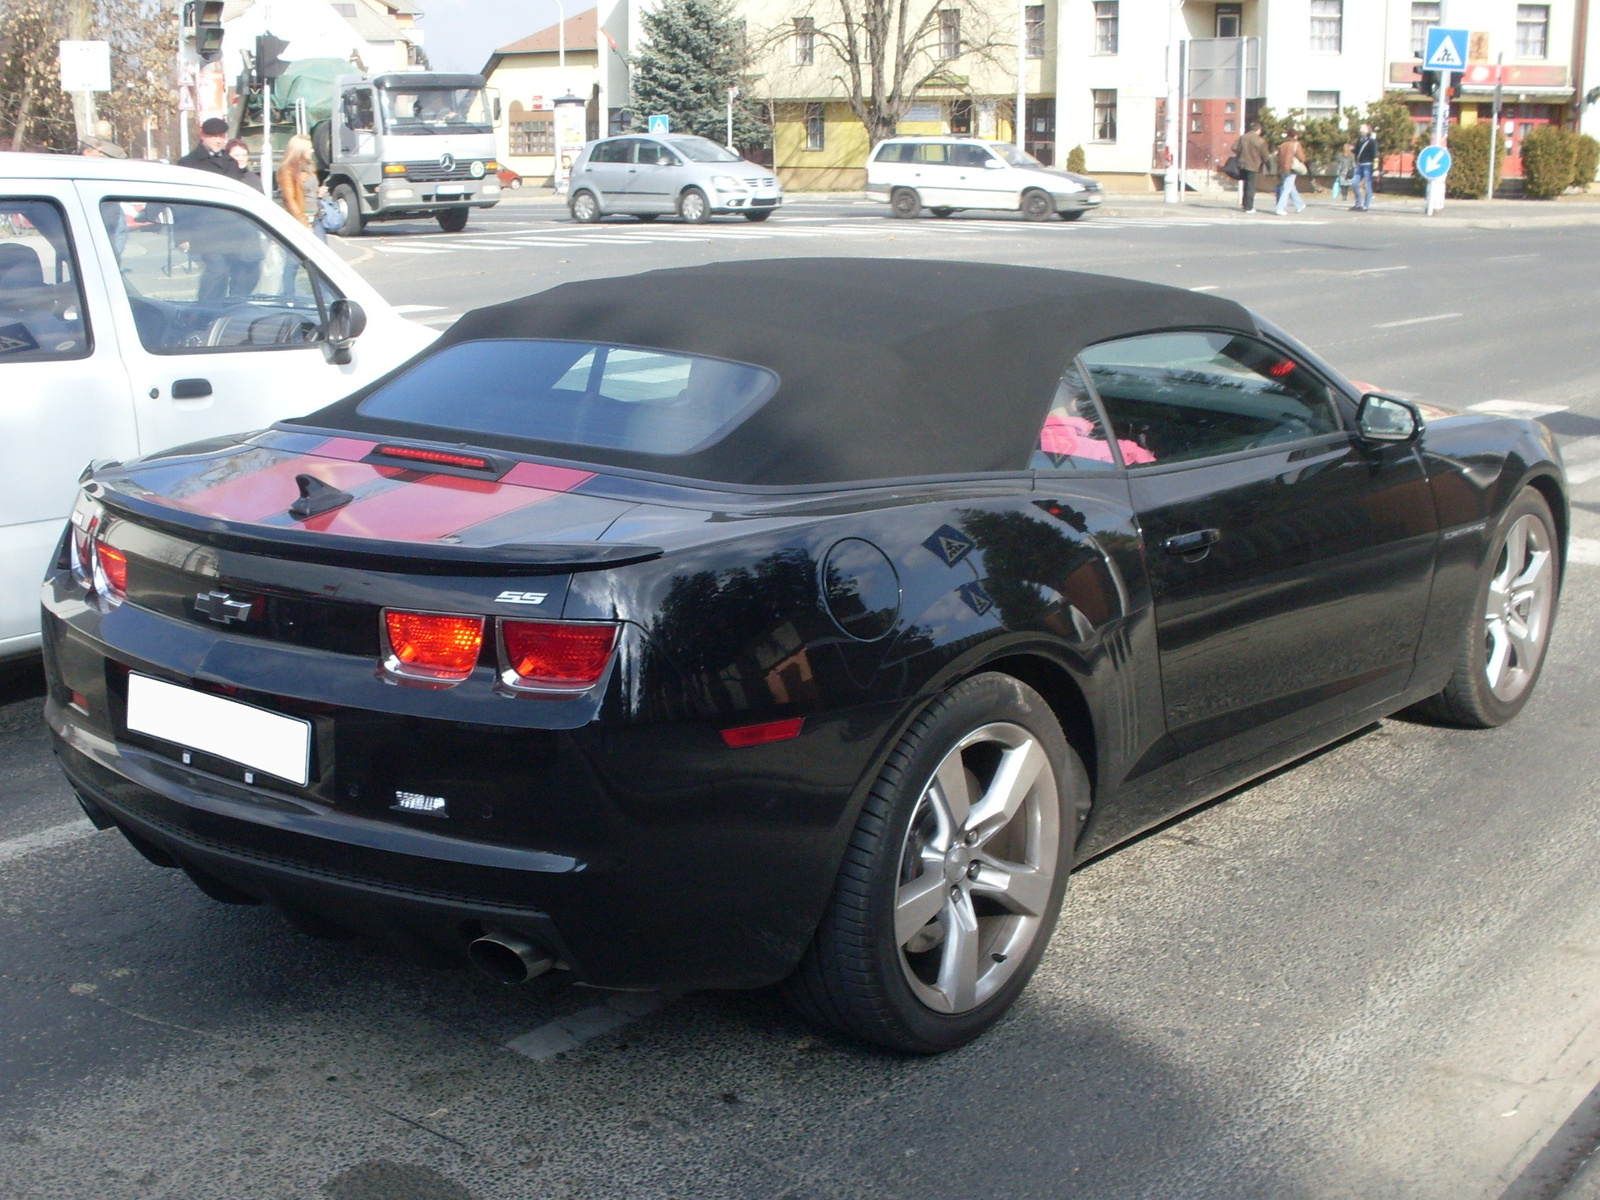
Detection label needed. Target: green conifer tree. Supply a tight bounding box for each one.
[629,0,769,150]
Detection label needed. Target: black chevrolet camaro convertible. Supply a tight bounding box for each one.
[43,260,1567,1053]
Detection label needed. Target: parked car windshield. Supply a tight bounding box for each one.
[668,136,744,163]
[381,87,493,132]
[352,338,780,456]
[989,143,1047,168]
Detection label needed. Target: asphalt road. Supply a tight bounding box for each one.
[3,195,1600,1200]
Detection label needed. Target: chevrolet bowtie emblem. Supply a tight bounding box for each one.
[194,590,253,625]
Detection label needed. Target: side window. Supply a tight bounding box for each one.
[875,142,914,163]
[914,143,952,164]
[99,199,337,355]
[344,89,375,132]
[950,143,992,167]
[590,139,632,164]
[0,198,90,362]
[635,141,673,166]
[1031,364,1121,471]
[1079,330,1341,466]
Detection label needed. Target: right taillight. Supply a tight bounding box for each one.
[500,620,618,692]
[382,610,485,684]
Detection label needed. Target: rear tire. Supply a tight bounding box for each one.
[1059,209,1086,221]
[679,187,711,223]
[569,189,602,223]
[1410,486,1560,728]
[436,207,469,233]
[330,182,363,236]
[744,210,772,221]
[636,212,659,222]
[890,188,921,218]
[781,672,1082,1053]
[1021,189,1054,221]
[930,207,954,218]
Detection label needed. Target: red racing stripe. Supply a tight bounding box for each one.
[503,462,595,491]
[312,473,559,541]
[174,456,393,523]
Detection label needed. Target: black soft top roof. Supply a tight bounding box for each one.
[307,259,1258,486]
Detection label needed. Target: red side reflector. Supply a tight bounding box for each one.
[95,539,128,600]
[721,717,804,749]
[501,620,618,690]
[383,610,484,681]
[69,690,89,713]
[375,444,493,472]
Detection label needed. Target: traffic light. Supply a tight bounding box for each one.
[184,0,225,61]
[255,34,290,82]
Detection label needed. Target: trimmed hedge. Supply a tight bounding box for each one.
[1445,122,1504,198]
[1575,134,1600,188]
[1521,126,1578,198]
[1066,144,1086,173]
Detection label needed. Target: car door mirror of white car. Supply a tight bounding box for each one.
[322,298,367,365]
[983,159,1006,169]
[1356,393,1421,442]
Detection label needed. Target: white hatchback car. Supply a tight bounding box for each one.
[866,137,1104,221]
[0,154,432,660]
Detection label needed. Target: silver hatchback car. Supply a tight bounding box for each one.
[568,134,783,223]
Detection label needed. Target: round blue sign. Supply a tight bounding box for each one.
[1416,144,1453,181]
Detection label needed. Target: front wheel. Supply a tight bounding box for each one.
[782,672,1082,1053]
[890,188,921,218]
[679,187,711,223]
[1021,189,1054,221]
[436,207,469,233]
[1413,486,1561,727]
[569,189,602,223]
[743,209,772,222]
[1059,209,1086,221]
[330,182,363,236]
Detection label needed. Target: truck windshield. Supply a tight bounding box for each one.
[381,87,493,132]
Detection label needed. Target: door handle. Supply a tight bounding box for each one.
[170,378,212,400]
[1162,528,1220,556]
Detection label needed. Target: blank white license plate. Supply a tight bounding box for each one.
[125,674,311,786]
[434,184,465,196]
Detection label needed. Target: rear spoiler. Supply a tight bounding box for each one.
[94,487,662,577]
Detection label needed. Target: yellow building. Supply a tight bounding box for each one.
[483,10,603,185]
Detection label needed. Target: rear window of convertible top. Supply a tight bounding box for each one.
[354,338,780,456]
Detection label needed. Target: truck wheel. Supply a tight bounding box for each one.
[890,188,921,218]
[436,207,469,233]
[331,182,363,236]
[570,190,601,223]
[1021,189,1054,221]
[679,187,711,224]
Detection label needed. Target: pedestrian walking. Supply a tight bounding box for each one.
[225,139,262,192]
[1275,128,1307,215]
[1233,121,1271,213]
[1332,143,1355,202]
[1352,123,1378,211]
[276,135,327,243]
[178,118,244,179]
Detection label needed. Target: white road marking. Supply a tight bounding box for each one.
[0,819,96,865]
[1375,312,1463,328]
[1570,537,1600,566]
[391,303,444,314]
[1351,265,1410,275]
[1471,400,1570,417]
[1563,437,1600,485]
[372,244,452,255]
[1191,284,1220,292]
[505,992,669,1061]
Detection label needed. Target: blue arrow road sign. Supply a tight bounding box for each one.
[648,114,670,134]
[1423,27,1469,72]
[1416,144,1453,180]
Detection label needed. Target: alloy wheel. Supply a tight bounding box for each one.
[571,192,599,222]
[1483,513,1555,703]
[680,189,709,222]
[893,722,1060,1014]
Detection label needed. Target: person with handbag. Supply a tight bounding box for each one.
[1232,121,1271,213]
[1275,128,1308,215]
[276,135,329,244]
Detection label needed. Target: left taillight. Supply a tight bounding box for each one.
[68,497,126,607]
[94,538,128,602]
[500,620,618,692]
[381,609,485,684]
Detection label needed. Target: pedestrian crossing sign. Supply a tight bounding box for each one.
[1423,27,1468,73]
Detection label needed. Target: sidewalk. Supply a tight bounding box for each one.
[1098,186,1600,229]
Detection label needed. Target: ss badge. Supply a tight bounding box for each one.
[495,590,548,606]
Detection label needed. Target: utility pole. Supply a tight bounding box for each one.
[1425,69,1449,214]
[1163,0,1181,203]
[1486,52,1504,200]
[69,0,94,144]
[726,86,738,149]
[1014,0,1026,151]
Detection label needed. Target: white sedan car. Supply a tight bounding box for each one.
[866,136,1104,221]
[0,153,432,660]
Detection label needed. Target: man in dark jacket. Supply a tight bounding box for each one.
[1233,121,1271,213]
[176,118,263,300]
[1352,123,1379,211]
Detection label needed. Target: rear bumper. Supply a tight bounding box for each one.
[41,592,898,991]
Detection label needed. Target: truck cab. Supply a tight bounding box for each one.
[322,72,502,235]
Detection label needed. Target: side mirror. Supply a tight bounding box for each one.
[984,158,1006,169]
[322,298,367,365]
[1356,393,1421,442]
[493,97,503,123]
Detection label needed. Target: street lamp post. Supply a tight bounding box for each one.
[727,86,738,149]
[1015,0,1026,152]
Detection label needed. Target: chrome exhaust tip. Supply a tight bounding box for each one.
[468,929,555,984]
